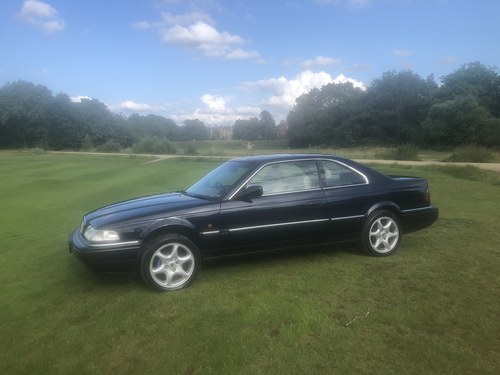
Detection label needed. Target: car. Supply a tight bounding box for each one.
[69,154,438,291]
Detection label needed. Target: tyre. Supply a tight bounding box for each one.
[141,234,201,291]
[362,211,401,256]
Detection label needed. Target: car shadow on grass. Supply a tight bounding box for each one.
[67,242,363,291]
[203,241,362,270]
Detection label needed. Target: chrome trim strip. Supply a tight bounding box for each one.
[257,187,323,197]
[330,214,365,221]
[89,240,140,248]
[321,159,369,185]
[227,218,330,233]
[228,157,370,200]
[402,206,435,214]
[321,182,368,190]
[200,215,367,236]
[200,230,221,235]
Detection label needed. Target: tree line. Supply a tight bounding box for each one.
[1,61,499,150]
[0,80,278,150]
[287,62,500,148]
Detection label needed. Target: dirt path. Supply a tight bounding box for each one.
[49,151,500,172]
[355,159,500,172]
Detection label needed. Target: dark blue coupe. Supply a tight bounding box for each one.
[69,154,438,291]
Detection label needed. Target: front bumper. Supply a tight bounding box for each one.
[69,228,142,271]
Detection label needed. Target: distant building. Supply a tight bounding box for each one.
[209,126,233,140]
[276,120,288,138]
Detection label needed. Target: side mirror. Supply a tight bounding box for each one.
[235,185,263,201]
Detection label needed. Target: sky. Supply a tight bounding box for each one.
[1,0,499,126]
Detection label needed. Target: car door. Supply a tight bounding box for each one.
[209,160,328,256]
[318,160,383,241]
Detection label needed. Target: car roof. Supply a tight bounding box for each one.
[230,153,345,164]
[229,153,387,182]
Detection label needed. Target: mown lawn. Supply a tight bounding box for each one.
[0,151,499,374]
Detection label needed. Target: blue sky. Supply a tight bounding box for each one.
[1,0,499,125]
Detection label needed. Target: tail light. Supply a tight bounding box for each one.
[424,187,431,204]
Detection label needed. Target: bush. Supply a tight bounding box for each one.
[185,144,198,155]
[95,140,122,153]
[133,137,177,155]
[383,144,420,161]
[444,145,494,163]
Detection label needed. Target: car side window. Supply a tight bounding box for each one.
[318,160,366,187]
[247,160,320,195]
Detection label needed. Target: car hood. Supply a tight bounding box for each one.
[84,192,213,228]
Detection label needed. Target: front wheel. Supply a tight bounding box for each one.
[141,234,201,291]
[362,211,401,256]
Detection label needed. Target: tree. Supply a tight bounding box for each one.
[439,62,500,116]
[0,80,53,148]
[423,62,500,146]
[423,96,499,146]
[364,71,438,144]
[258,110,277,139]
[46,93,85,150]
[180,119,208,141]
[287,82,364,147]
[127,114,179,141]
[232,111,277,141]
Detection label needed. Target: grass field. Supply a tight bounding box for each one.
[1,151,499,374]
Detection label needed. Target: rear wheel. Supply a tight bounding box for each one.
[362,211,401,256]
[141,234,201,291]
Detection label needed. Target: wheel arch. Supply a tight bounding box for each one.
[366,201,402,219]
[140,218,201,252]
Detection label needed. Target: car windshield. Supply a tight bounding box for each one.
[184,161,253,200]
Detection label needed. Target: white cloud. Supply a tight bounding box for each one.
[120,101,155,112]
[164,21,243,46]
[226,48,260,60]
[161,11,215,26]
[245,70,365,109]
[104,72,364,127]
[70,96,92,103]
[201,94,227,113]
[235,106,262,116]
[18,0,65,33]
[300,56,342,70]
[134,11,260,60]
[105,100,170,114]
[171,94,265,126]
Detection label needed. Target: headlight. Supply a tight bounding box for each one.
[83,225,120,242]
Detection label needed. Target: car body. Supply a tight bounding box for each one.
[69,154,438,291]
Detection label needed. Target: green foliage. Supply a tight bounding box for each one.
[181,119,209,141]
[80,133,94,151]
[287,83,363,147]
[184,143,199,155]
[233,110,277,141]
[95,139,123,153]
[287,63,499,148]
[132,137,177,154]
[383,143,421,161]
[436,164,499,185]
[2,62,500,151]
[443,145,495,163]
[126,114,180,141]
[0,81,210,151]
[1,153,499,374]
